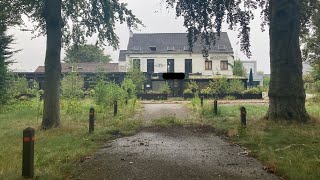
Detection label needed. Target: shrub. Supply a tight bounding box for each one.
[186,80,199,93]
[121,78,137,99]
[61,72,84,99]
[183,88,192,94]
[243,87,262,94]
[161,82,171,94]
[209,76,229,93]
[224,95,236,100]
[228,80,245,93]
[9,77,38,98]
[94,80,127,106]
[200,87,211,94]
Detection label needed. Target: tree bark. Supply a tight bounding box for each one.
[267,0,310,122]
[41,0,62,129]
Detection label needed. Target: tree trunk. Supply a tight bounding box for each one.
[41,0,62,129]
[267,0,310,122]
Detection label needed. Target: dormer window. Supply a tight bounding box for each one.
[218,45,226,50]
[77,67,83,70]
[149,46,156,51]
[183,46,190,51]
[167,46,175,51]
[133,46,141,51]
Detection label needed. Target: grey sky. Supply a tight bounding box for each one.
[8,0,270,73]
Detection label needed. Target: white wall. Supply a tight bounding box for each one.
[121,53,234,76]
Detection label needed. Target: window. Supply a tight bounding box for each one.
[133,59,140,70]
[205,61,212,70]
[149,46,156,51]
[147,59,154,74]
[220,60,228,70]
[218,45,226,50]
[184,46,190,51]
[133,46,141,51]
[185,59,192,74]
[167,59,174,72]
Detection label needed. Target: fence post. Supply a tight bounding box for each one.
[114,100,118,116]
[214,100,218,115]
[89,107,95,133]
[22,127,35,178]
[240,106,247,128]
[200,96,204,107]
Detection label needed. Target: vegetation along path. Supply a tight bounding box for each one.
[72,103,278,180]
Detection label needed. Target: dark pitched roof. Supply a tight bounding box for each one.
[34,63,119,73]
[119,32,233,61]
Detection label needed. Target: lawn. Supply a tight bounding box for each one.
[195,100,320,180]
[0,98,142,179]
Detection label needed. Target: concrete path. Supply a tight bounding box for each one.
[71,103,278,180]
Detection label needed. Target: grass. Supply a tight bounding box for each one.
[193,99,320,180]
[0,98,142,179]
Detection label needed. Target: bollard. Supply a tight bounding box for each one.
[114,100,118,116]
[200,96,204,107]
[125,97,128,105]
[240,106,247,128]
[22,127,35,178]
[89,107,95,133]
[214,100,218,115]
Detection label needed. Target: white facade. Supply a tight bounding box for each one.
[119,53,234,76]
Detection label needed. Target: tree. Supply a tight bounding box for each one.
[64,44,112,63]
[231,59,246,77]
[8,0,142,129]
[302,1,320,66]
[0,3,15,105]
[166,0,318,122]
[248,68,253,87]
[126,63,146,93]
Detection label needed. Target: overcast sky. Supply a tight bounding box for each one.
[8,0,270,73]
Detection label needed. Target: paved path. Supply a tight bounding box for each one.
[71,103,278,180]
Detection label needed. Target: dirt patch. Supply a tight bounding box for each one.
[71,126,278,180]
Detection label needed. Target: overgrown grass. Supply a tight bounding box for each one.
[194,101,320,180]
[0,98,142,179]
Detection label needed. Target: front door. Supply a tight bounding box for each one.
[185,59,192,75]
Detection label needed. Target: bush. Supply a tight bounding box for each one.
[9,77,38,98]
[228,80,245,93]
[183,88,192,94]
[161,82,171,94]
[186,80,199,93]
[243,87,262,94]
[200,87,211,94]
[209,77,229,93]
[223,95,236,100]
[61,72,84,99]
[121,78,137,99]
[94,80,127,106]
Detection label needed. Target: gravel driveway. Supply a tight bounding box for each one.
[71,103,278,180]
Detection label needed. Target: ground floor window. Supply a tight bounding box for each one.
[220,60,228,70]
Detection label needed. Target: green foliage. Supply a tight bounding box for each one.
[263,76,270,87]
[208,77,229,94]
[223,95,236,100]
[243,87,263,94]
[185,80,199,94]
[183,88,192,94]
[61,72,84,99]
[0,17,14,105]
[191,93,200,108]
[64,44,112,63]
[232,60,246,77]
[228,80,245,93]
[161,82,171,94]
[9,77,38,97]
[126,64,146,93]
[200,87,211,94]
[94,80,127,107]
[121,78,137,99]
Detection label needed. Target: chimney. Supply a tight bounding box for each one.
[129,29,133,38]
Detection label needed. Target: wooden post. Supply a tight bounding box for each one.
[114,100,118,116]
[214,100,218,115]
[200,96,204,107]
[22,127,35,178]
[89,107,95,133]
[240,106,247,128]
